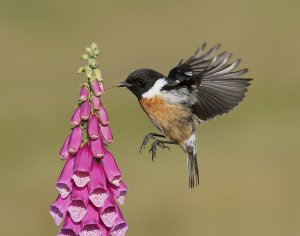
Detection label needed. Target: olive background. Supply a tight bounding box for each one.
[0,1,299,235]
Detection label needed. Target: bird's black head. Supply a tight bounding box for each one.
[118,69,165,99]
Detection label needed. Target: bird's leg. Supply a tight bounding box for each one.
[139,133,166,153]
[149,140,176,161]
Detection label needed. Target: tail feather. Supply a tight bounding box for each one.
[184,133,199,188]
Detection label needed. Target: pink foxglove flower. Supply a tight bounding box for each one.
[50,195,71,225]
[97,106,109,126]
[79,204,101,236]
[91,95,101,110]
[59,135,71,160]
[88,114,100,140]
[111,181,127,205]
[111,206,128,236]
[102,150,122,187]
[51,43,128,235]
[79,85,89,101]
[90,138,104,158]
[56,157,75,198]
[91,80,101,96]
[58,215,81,236]
[70,107,81,126]
[88,160,108,207]
[72,143,93,187]
[68,127,82,154]
[80,101,91,120]
[68,186,89,222]
[100,197,118,228]
[100,124,113,144]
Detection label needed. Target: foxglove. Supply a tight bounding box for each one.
[91,80,101,96]
[70,107,81,126]
[79,85,89,101]
[50,43,128,236]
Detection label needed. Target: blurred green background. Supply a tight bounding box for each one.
[0,0,300,235]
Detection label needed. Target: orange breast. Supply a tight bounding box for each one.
[139,95,192,144]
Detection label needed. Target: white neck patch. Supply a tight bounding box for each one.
[142,78,167,98]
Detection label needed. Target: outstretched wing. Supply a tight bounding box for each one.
[165,43,252,122]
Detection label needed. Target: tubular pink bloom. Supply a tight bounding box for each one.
[97,107,109,126]
[79,204,101,236]
[68,186,89,223]
[88,115,100,140]
[100,197,118,228]
[49,195,71,226]
[80,101,91,120]
[72,143,93,187]
[99,224,110,236]
[102,150,122,187]
[56,157,75,198]
[100,125,113,144]
[88,160,108,207]
[70,107,81,126]
[58,215,81,236]
[79,85,89,101]
[99,82,105,95]
[90,138,104,158]
[91,95,102,110]
[67,127,83,155]
[110,181,127,205]
[91,80,101,96]
[111,206,128,236]
[60,135,71,160]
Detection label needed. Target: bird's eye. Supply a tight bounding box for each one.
[137,79,144,84]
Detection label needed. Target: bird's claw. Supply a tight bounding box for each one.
[139,133,154,153]
[148,140,170,161]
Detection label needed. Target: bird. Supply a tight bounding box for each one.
[116,43,252,188]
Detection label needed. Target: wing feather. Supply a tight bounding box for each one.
[166,43,252,122]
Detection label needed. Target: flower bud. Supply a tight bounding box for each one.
[80,101,91,120]
[59,135,71,160]
[91,95,101,110]
[100,125,113,144]
[97,107,109,126]
[91,80,101,96]
[90,138,104,158]
[72,143,93,187]
[56,157,75,198]
[68,127,83,155]
[79,85,89,101]
[70,107,81,126]
[102,150,121,187]
[88,115,100,140]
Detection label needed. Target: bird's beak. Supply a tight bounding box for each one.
[117,81,131,88]
[108,81,131,90]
